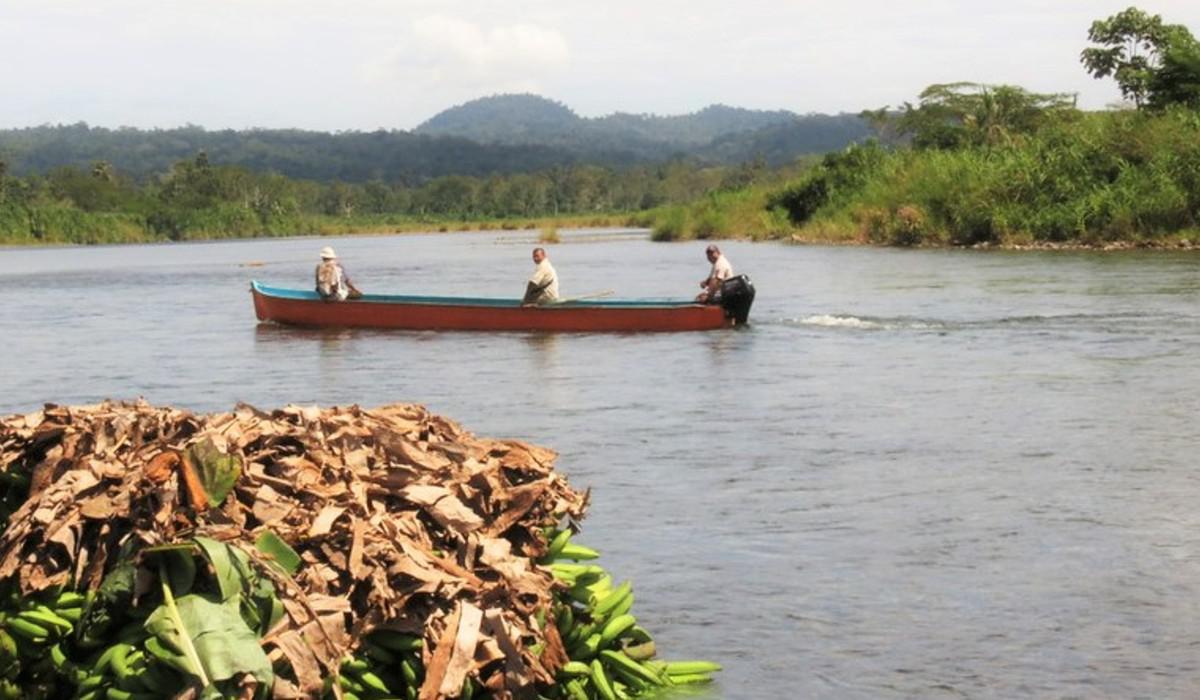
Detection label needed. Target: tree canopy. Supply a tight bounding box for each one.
[893,83,1078,150]
[1081,6,1200,108]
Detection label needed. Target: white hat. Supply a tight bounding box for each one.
[320,246,337,259]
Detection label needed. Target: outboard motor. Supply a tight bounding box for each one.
[718,274,756,325]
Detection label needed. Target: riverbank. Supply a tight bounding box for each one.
[5,217,1197,253]
[0,211,648,247]
[782,230,1200,251]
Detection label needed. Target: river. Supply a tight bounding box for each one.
[2,230,1198,698]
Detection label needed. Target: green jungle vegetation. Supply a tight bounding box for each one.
[0,152,799,245]
[649,7,1200,248]
[0,6,1196,249]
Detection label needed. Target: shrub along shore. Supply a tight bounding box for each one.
[646,107,1200,250]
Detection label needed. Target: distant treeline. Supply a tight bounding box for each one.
[0,125,575,184]
[0,152,796,245]
[0,100,869,184]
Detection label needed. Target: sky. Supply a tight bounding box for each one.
[3,0,1199,132]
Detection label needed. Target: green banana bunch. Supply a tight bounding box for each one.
[0,586,87,690]
[539,527,575,563]
[342,630,429,699]
[367,630,424,652]
[589,658,616,700]
[340,655,400,698]
[540,535,724,698]
[44,628,189,700]
[590,583,632,625]
[661,659,722,685]
[322,642,430,700]
[0,628,18,679]
[556,543,600,561]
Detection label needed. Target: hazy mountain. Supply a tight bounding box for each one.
[599,104,801,144]
[415,94,582,141]
[414,94,869,165]
[700,113,877,166]
[414,94,803,144]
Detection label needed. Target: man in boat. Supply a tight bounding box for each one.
[696,244,732,303]
[522,247,559,305]
[314,246,362,301]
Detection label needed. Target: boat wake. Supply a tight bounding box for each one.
[768,311,1176,334]
[784,314,943,331]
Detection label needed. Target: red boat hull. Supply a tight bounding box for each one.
[251,282,733,332]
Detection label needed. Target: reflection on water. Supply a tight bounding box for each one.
[523,332,561,373]
[704,324,745,364]
[2,232,1200,699]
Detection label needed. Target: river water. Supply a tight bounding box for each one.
[2,230,1198,698]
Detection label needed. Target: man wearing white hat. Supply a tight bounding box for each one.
[314,246,362,301]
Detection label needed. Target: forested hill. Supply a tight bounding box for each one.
[0,95,870,182]
[414,94,801,144]
[414,94,870,164]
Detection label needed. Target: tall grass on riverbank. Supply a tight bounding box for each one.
[647,187,793,242]
[649,108,1200,247]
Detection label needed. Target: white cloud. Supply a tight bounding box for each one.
[413,15,569,70]
[362,14,569,107]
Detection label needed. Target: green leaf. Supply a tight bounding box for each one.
[145,591,273,690]
[165,548,197,595]
[185,438,242,507]
[254,529,301,576]
[143,542,200,596]
[194,536,243,603]
[144,636,191,675]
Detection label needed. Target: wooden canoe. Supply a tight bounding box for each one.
[250,281,744,332]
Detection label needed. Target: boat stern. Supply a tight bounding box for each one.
[719,274,756,325]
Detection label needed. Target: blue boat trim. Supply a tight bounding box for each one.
[251,281,699,309]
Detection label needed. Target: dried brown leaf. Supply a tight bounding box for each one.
[439,602,483,696]
[308,506,346,538]
[419,603,462,700]
[145,450,180,484]
[399,484,484,534]
[349,518,367,581]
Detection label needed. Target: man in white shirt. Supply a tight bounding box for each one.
[314,246,362,301]
[522,247,559,305]
[696,244,733,303]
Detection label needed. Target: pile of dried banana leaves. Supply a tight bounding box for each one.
[0,401,718,699]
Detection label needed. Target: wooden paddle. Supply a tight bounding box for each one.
[551,290,615,304]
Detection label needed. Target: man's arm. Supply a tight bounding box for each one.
[522,280,550,305]
[342,265,363,299]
